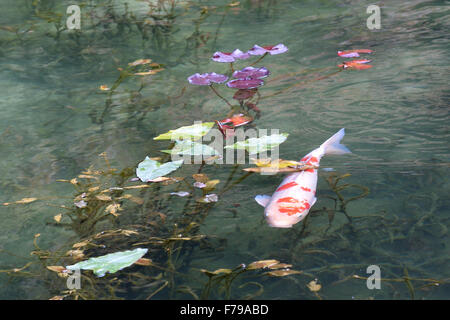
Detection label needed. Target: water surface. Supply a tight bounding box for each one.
[0,0,448,299]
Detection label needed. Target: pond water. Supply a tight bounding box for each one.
[0,0,448,299]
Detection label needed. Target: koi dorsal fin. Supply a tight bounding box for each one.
[255,195,271,207]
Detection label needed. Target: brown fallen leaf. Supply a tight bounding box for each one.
[72,240,90,248]
[247,260,280,270]
[307,279,322,292]
[193,173,209,183]
[123,185,150,190]
[66,249,85,260]
[47,266,67,273]
[265,269,302,277]
[268,263,293,270]
[121,230,139,236]
[135,258,152,266]
[3,197,38,206]
[54,214,62,223]
[105,203,122,216]
[78,174,98,180]
[128,58,152,67]
[96,194,112,201]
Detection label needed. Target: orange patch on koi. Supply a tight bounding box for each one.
[276,181,298,192]
[300,187,312,192]
[277,197,299,204]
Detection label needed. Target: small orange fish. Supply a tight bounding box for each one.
[338,59,373,70]
[338,49,373,58]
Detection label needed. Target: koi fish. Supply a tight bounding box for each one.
[337,49,373,58]
[338,59,373,70]
[255,128,351,228]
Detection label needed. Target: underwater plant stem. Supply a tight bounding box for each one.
[146,280,169,300]
[250,52,268,66]
[222,164,239,190]
[220,171,253,196]
[209,84,233,107]
[212,8,227,48]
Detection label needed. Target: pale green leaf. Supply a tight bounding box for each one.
[224,133,289,154]
[136,157,183,182]
[154,122,215,141]
[66,248,148,277]
[162,140,219,156]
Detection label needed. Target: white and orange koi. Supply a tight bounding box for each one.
[255,128,351,228]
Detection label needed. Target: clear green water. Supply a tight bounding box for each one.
[0,0,449,299]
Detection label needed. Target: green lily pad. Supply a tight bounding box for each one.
[66,248,148,277]
[154,122,215,141]
[162,140,219,156]
[136,157,184,182]
[224,133,289,154]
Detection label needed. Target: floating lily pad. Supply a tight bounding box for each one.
[136,157,184,182]
[66,248,148,277]
[224,133,289,154]
[154,122,215,141]
[162,140,219,157]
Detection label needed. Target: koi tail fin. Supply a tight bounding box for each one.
[320,128,351,156]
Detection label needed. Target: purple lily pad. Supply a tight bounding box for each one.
[188,72,228,85]
[230,49,251,60]
[232,66,270,79]
[211,52,235,63]
[248,44,288,56]
[227,78,264,89]
[212,49,251,62]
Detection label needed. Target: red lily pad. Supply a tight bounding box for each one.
[232,67,270,80]
[227,79,264,89]
[233,89,257,101]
